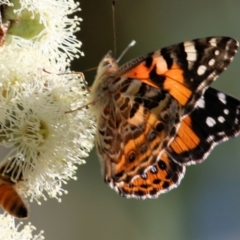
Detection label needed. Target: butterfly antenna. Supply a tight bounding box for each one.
[112,0,117,57]
[82,67,98,72]
[116,40,136,63]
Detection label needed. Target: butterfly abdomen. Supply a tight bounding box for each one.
[0,181,28,218]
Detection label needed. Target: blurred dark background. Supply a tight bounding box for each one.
[6,0,240,239]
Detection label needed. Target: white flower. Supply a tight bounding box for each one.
[0,66,95,202]
[0,0,82,66]
[0,214,44,240]
[0,0,95,204]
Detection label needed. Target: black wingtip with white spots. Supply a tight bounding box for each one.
[182,37,239,115]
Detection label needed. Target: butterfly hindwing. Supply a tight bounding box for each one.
[109,151,186,199]
[167,87,240,165]
[97,80,182,184]
[119,37,238,115]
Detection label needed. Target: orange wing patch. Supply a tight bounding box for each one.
[114,113,167,182]
[122,51,168,78]
[163,66,192,106]
[122,62,159,89]
[123,51,192,106]
[117,152,185,198]
[169,115,200,154]
[122,51,168,88]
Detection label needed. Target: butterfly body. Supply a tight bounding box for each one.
[90,37,240,199]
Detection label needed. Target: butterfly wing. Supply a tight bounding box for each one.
[96,37,239,198]
[117,37,238,115]
[97,82,182,183]
[110,151,186,199]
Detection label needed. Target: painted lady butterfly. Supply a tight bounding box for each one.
[89,37,240,199]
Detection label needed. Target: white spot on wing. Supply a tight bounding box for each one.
[207,135,215,142]
[225,41,230,51]
[141,173,147,179]
[214,50,220,55]
[186,52,197,61]
[184,43,197,60]
[218,116,225,123]
[206,117,216,127]
[197,65,207,75]
[218,92,226,104]
[150,166,157,173]
[224,109,229,115]
[208,59,215,66]
[218,132,225,136]
[197,96,205,108]
[209,38,217,47]
[184,42,197,69]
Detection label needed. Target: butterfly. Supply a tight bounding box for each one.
[89,37,240,199]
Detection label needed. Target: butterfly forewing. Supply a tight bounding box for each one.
[120,37,238,115]
[90,36,239,199]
